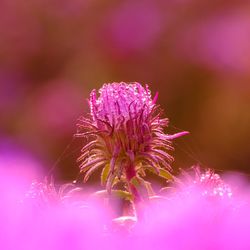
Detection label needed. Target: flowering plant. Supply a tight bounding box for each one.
[76,82,188,204]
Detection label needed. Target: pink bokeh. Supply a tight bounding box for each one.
[1,162,250,249]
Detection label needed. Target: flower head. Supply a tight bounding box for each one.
[195,168,233,198]
[25,178,84,209]
[177,166,233,199]
[76,82,188,196]
[89,82,154,123]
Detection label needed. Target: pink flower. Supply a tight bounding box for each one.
[76,82,188,198]
[176,166,233,199]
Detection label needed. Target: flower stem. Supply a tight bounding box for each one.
[125,164,143,220]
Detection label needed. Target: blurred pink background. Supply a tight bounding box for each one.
[0,0,250,181]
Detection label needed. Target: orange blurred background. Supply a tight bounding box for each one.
[0,0,250,181]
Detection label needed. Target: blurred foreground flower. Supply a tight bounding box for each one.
[76,82,188,201]
[25,178,86,209]
[1,166,250,250]
[174,166,233,199]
